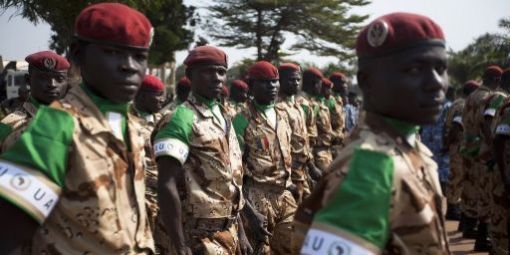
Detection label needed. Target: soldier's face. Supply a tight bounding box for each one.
[230,87,248,103]
[135,88,165,113]
[78,43,148,103]
[333,79,348,98]
[322,85,332,99]
[360,46,448,125]
[279,70,301,95]
[28,68,68,104]
[189,64,227,100]
[251,78,280,105]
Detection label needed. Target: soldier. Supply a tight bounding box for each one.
[461,65,503,250]
[233,61,298,254]
[135,75,166,127]
[134,75,169,254]
[224,79,249,117]
[276,63,321,203]
[293,12,450,254]
[162,76,191,112]
[0,85,30,117]
[313,77,334,171]
[0,3,155,254]
[329,72,348,155]
[444,81,479,227]
[0,51,70,151]
[154,45,254,255]
[490,68,510,255]
[297,68,322,161]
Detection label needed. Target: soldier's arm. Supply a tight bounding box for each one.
[494,109,510,191]
[301,148,393,254]
[153,106,194,255]
[156,157,189,254]
[0,106,74,252]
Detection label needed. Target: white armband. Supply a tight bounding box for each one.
[452,116,462,125]
[154,138,189,164]
[0,161,61,224]
[495,124,510,136]
[484,108,496,117]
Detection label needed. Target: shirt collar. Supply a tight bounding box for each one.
[382,116,420,139]
[81,84,129,116]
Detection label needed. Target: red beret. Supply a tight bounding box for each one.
[248,61,279,80]
[25,51,70,72]
[322,78,333,88]
[141,75,165,91]
[356,12,445,59]
[464,80,480,90]
[278,63,301,72]
[303,67,324,78]
[231,80,249,91]
[176,76,191,88]
[483,65,503,78]
[329,72,347,82]
[184,46,228,68]
[75,3,153,49]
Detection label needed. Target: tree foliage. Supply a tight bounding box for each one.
[204,0,370,62]
[0,0,195,65]
[448,17,510,86]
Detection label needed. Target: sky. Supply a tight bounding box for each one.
[1,0,509,68]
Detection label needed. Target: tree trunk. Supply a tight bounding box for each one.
[256,8,263,60]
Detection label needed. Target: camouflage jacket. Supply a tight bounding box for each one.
[277,95,313,180]
[233,101,293,188]
[313,97,333,148]
[444,98,465,151]
[296,93,318,148]
[0,85,154,254]
[462,86,493,155]
[154,94,245,218]
[329,94,346,143]
[0,100,39,152]
[294,112,449,255]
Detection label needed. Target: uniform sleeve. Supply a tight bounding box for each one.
[233,113,249,152]
[301,149,393,254]
[484,95,505,117]
[0,106,74,224]
[495,105,510,136]
[153,106,194,164]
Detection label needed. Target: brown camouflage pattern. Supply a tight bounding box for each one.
[29,86,154,254]
[238,102,293,188]
[223,100,246,119]
[0,101,38,152]
[489,96,510,254]
[156,94,245,219]
[184,218,239,255]
[312,97,333,171]
[296,93,318,148]
[292,112,450,254]
[244,184,297,255]
[276,95,313,202]
[461,86,493,219]
[445,99,465,203]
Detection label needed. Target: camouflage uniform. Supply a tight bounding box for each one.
[296,93,318,149]
[461,85,494,219]
[223,100,246,119]
[444,98,465,204]
[233,101,297,254]
[277,95,313,203]
[329,94,346,157]
[0,85,154,254]
[293,112,450,254]
[154,94,245,255]
[0,99,39,152]
[134,108,168,254]
[485,92,509,254]
[313,97,334,172]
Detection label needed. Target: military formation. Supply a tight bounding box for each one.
[0,2,507,255]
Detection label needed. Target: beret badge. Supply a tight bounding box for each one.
[367,20,388,48]
[43,57,57,71]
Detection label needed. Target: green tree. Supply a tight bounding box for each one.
[448,17,510,85]
[204,0,369,62]
[0,0,195,65]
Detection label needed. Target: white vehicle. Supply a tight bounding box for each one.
[4,69,29,99]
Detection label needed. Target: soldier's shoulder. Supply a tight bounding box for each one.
[1,109,29,128]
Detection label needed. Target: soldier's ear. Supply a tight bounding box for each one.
[185,68,192,81]
[69,41,84,66]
